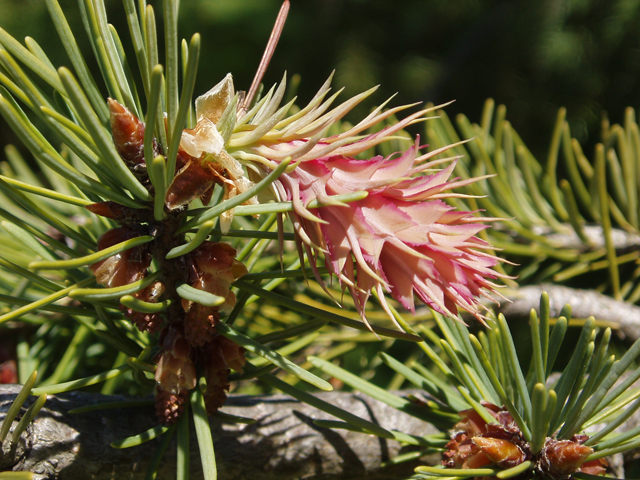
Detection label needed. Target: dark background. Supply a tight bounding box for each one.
[1,0,640,158]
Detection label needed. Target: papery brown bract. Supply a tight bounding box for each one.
[90,225,152,288]
[201,336,245,415]
[201,339,228,414]
[184,243,247,303]
[164,146,253,222]
[190,242,247,279]
[443,432,492,470]
[181,242,248,346]
[154,325,197,425]
[454,407,491,437]
[216,335,246,373]
[125,309,164,334]
[579,458,608,476]
[165,149,217,209]
[85,201,149,223]
[155,325,197,394]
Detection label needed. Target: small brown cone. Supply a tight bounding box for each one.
[540,438,594,476]
[155,386,188,425]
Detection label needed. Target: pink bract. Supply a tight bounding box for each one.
[189,73,507,325]
[273,143,505,324]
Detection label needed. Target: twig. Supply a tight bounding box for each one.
[240,0,290,115]
[497,284,640,342]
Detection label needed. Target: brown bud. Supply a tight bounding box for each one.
[155,350,197,393]
[187,274,238,313]
[493,414,517,435]
[473,436,526,468]
[541,438,594,475]
[200,185,215,207]
[109,99,147,171]
[480,401,502,412]
[572,434,589,444]
[463,451,493,469]
[198,336,245,415]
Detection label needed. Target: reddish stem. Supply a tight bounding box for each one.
[241,0,290,113]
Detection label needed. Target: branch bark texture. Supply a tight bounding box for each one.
[0,385,439,480]
[499,284,640,341]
